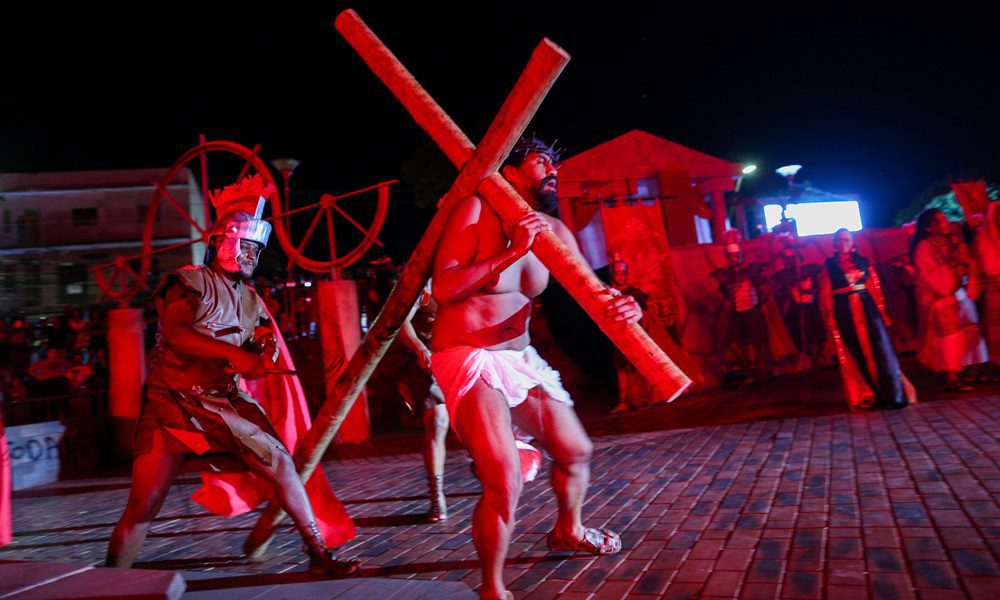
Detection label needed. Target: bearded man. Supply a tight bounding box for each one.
[431,135,641,599]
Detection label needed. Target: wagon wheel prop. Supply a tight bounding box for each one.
[90,139,277,303]
[143,139,278,274]
[271,179,395,274]
[91,256,148,304]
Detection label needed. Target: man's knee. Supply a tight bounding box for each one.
[124,493,162,523]
[270,448,297,481]
[428,407,449,435]
[552,435,593,468]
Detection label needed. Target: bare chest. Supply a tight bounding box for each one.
[477,226,549,298]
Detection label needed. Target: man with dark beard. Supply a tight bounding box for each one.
[105,175,358,576]
[430,135,641,599]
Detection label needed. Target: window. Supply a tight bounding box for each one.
[694,215,714,244]
[17,210,41,246]
[22,260,41,307]
[1,262,16,291]
[136,203,162,224]
[72,207,98,227]
[58,263,88,303]
[635,178,660,198]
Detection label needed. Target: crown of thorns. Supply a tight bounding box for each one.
[505,134,564,166]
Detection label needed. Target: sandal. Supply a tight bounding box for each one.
[427,475,448,523]
[302,520,361,577]
[547,527,622,555]
[945,382,974,392]
[308,551,361,577]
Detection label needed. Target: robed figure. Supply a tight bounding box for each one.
[820,229,914,410]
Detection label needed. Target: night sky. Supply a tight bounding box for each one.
[3,2,998,257]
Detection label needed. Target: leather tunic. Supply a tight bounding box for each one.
[146,265,263,391]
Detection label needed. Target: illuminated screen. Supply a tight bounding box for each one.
[763,201,863,236]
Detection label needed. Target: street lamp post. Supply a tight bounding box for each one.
[270,158,301,231]
[775,164,802,233]
[271,158,300,325]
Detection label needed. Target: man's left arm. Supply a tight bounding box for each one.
[547,217,642,324]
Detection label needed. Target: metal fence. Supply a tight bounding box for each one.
[1,388,109,426]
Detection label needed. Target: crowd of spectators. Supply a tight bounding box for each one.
[0,257,404,421]
[0,306,110,423]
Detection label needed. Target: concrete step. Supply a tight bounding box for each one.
[0,559,184,599]
[180,570,475,599]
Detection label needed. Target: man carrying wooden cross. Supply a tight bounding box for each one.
[431,135,640,600]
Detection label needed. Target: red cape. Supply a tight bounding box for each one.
[191,298,356,548]
[1,424,11,547]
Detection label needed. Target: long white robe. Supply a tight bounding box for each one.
[913,240,988,371]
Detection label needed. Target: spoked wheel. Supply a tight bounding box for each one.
[271,180,394,274]
[90,139,278,303]
[92,255,148,304]
[141,139,278,276]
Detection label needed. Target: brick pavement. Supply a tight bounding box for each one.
[2,391,999,599]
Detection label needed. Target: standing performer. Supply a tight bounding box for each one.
[430,135,640,600]
[607,255,699,411]
[398,282,449,522]
[911,208,989,390]
[820,228,914,410]
[772,245,826,368]
[971,202,1000,366]
[608,256,653,412]
[106,176,358,576]
[716,244,773,381]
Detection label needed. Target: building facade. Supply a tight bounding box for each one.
[0,168,202,316]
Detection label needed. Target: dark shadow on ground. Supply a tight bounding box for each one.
[343,491,479,505]
[352,514,435,527]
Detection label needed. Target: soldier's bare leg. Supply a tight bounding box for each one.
[234,434,359,575]
[106,432,186,567]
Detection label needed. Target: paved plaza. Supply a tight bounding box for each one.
[3,374,1000,599]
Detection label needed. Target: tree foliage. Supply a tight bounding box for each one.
[895,171,1000,225]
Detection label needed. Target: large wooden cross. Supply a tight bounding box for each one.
[244,9,691,556]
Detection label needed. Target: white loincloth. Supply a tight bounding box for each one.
[430,345,572,424]
[430,345,573,482]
